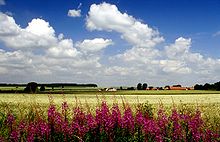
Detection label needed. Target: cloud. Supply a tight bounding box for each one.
[110,36,220,85]
[68,9,81,17]
[159,60,192,74]
[165,37,191,60]
[0,13,57,49]
[0,12,110,83]
[115,47,160,63]
[76,38,113,52]
[213,31,220,37]
[162,37,220,76]
[86,2,164,48]
[0,12,20,36]
[104,66,141,76]
[0,0,5,5]
[47,38,79,58]
[1,3,220,86]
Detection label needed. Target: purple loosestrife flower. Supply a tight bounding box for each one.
[204,129,214,142]
[17,120,27,141]
[61,121,69,134]
[135,110,144,127]
[71,107,87,137]
[18,121,26,131]
[36,120,50,138]
[143,118,160,136]
[62,102,68,112]
[86,113,97,130]
[73,107,86,125]
[95,101,114,133]
[111,104,122,127]
[188,110,203,141]
[48,105,56,123]
[156,108,169,141]
[101,101,114,132]
[122,106,134,132]
[10,130,19,142]
[27,134,34,142]
[27,123,36,135]
[62,101,69,121]
[0,136,5,142]
[70,121,80,135]
[5,113,15,126]
[95,108,102,126]
[54,112,63,132]
[27,123,36,142]
[157,108,168,129]
[169,109,184,141]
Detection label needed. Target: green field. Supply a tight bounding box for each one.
[2,85,220,94]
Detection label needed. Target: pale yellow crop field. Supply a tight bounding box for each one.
[0,93,219,105]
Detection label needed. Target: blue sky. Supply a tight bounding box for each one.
[0,0,220,86]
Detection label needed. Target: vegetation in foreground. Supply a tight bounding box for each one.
[0,97,219,142]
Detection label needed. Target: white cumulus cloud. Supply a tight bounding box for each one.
[76,38,113,52]
[86,2,164,48]
[165,37,191,60]
[0,12,112,83]
[0,13,57,49]
[0,12,20,36]
[68,9,81,17]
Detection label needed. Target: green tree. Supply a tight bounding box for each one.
[40,85,46,91]
[24,82,38,93]
[137,83,142,90]
[142,83,148,90]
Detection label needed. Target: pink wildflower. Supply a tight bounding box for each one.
[122,106,134,132]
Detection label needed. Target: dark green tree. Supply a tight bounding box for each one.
[203,83,211,90]
[137,83,142,90]
[24,82,38,93]
[40,85,46,91]
[194,84,203,90]
[142,83,148,90]
[214,81,220,91]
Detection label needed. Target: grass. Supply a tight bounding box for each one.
[0,86,25,91]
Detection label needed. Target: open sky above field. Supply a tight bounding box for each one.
[0,0,220,86]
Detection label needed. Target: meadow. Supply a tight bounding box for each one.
[0,89,220,141]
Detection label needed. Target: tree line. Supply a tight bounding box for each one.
[194,81,220,91]
[0,82,98,93]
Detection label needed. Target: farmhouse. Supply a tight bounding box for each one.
[170,86,188,90]
[164,85,194,90]
[106,88,117,91]
[147,86,160,90]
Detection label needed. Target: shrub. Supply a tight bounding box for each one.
[40,85,46,91]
